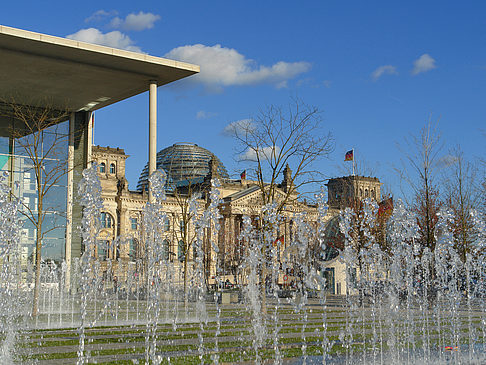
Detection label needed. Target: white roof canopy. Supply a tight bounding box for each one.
[0,25,199,112]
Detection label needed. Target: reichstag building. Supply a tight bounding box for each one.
[92,142,382,295]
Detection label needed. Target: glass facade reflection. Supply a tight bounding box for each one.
[1,120,69,266]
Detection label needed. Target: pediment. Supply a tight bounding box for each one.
[225,185,303,210]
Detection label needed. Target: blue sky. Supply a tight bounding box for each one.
[3,1,485,197]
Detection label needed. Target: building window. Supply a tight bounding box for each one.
[130,217,138,230]
[180,220,185,232]
[365,189,369,198]
[100,162,106,173]
[110,163,116,174]
[178,240,185,262]
[101,212,113,228]
[98,240,108,260]
[164,217,170,232]
[128,238,137,261]
[162,239,170,261]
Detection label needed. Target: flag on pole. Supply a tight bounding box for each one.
[240,170,246,179]
[345,150,354,161]
[378,197,394,217]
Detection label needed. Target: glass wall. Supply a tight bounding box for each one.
[2,120,69,267]
[0,136,10,171]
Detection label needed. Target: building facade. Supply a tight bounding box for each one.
[92,144,383,294]
[322,175,383,294]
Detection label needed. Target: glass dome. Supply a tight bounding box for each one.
[137,143,229,191]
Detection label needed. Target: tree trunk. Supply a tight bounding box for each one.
[183,243,188,312]
[427,262,437,309]
[32,222,42,317]
[260,243,267,315]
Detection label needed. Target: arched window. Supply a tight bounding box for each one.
[359,189,363,197]
[128,238,137,261]
[162,239,170,261]
[178,240,185,262]
[163,217,170,231]
[110,163,116,174]
[101,212,113,228]
[100,162,106,173]
[365,189,369,198]
[371,189,375,199]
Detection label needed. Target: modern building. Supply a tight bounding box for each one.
[0,25,199,284]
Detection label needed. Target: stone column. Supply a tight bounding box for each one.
[118,207,127,258]
[148,81,157,202]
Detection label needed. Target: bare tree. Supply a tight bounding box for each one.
[231,98,334,311]
[232,98,334,212]
[442,146,481,262]
[1,100,70,316]
[170,180,200,309]
[397,119,443,304]
[479,132,486,219]
[397,120,443,253]
[220,214,246,286]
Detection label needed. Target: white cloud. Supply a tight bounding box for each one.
[110,11,160,31]
[164,44,311,90]
[66,28,143,53]
[240,146,280,162]
[222,119,255,137]
[85,10,118,23]
[371,65,398,81]
[412,54,436,75]
[196,110,218,120]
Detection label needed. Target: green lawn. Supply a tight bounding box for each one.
[10,301,485,364]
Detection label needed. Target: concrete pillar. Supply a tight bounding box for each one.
[65,112,75,290]
[87,112,94,163]
[71,111,91,261]
[148,81,157,202]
